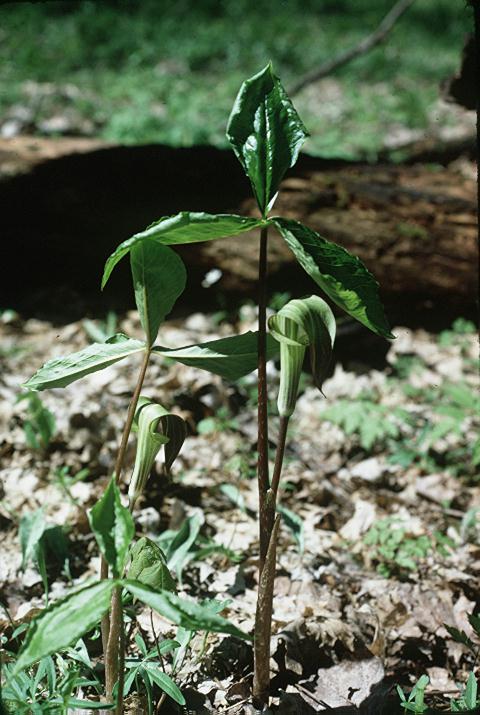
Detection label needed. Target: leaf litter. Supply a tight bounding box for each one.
[0,308,478,712]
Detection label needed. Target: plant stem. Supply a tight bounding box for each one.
[252,515,280,710]
[257,224,270,574]
[113,347,152,485]
[105,585,122,704]
[266,415,289,537]
[270,416,289,502]
[102,347,151,709]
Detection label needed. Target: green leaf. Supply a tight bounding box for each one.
[273,217,394,339]
[153,331,278,381]
[24,334,146,391]
[143,666,185,706]
[464,672,477,709]
[277,505,304,553]
[166,511,204,581]
[62,699,115,711]
[124,581,251,640]
[128,537,176,592]
[19,509,47,571]
[130,241,186,346]
[88,476,135,577]
[102,212,264,289]
[445,624,476,651]
[13,580,116,674]
[226,63,308,215]
[268,295,335,416]
[468,613,480,635]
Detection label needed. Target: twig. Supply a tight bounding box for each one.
[289,0,416,96]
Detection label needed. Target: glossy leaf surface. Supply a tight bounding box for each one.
[124,581,251,640]
[226,63,308,215]
[88,476,135,577]
[143,666,185,706]
[153,331,278,381]
[130,241,186,346]
[13,580,116,674]
[24,334,146,391]
[102,212,263,288]
[273,217,394,338]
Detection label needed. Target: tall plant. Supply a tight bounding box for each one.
[225,63,393,708]
[19,63,392,712]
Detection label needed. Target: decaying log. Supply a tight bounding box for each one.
[0,139,476,323]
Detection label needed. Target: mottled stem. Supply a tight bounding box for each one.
[257,225,270,574]
[265,415,289,538]
[252,515,280,709]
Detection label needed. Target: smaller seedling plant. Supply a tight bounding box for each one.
[18,509,70,603]
[11,64,393,712]
[363,517,454,578]
[396,613,480,713]
[397,672,479,713]
[322,377,480,481]
[17,391,56,452]
[397,674,430,714]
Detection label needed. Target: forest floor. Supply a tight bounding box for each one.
[0,307,478,713]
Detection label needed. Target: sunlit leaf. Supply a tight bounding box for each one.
[153,331,278,381]
[143,666,185,706]
[273,217,394,339]
[88,477,135,577]
[13,580,116,674]
[227,63,308,214]
[130,241,186,346]
[102,212,264,288]
[124,581,251,640]
[24,334,146,391]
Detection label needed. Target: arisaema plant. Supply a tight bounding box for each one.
[22,63,392,712]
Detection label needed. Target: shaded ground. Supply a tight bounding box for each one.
[1,139,477,330]
[0,307,478,713]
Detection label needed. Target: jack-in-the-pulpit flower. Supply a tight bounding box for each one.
[268,295,336,417]
[128,396,187,507]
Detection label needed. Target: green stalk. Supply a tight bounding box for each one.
[257,224,270,574]
[102,347,151,710]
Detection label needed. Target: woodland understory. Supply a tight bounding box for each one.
[0,307,478,714]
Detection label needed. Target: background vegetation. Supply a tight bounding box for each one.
[0,0,471,157]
